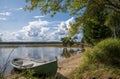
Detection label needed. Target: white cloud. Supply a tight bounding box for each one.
[0,17,82,42]
[0,12,11,16]
[28,19,49,26]
[65,17,75,28]
[11,19,55,41]
[0,31,15,41]
[0,18,7,20]
[72,30,83,42]
[8,8,23,11]
[0,12,11,21]
[17,8,23,10]
[45,17,75,41]
[34,16,45,19]
[22,19,50,38]
[0,33,3,36]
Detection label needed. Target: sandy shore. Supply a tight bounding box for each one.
[57,53,83,78]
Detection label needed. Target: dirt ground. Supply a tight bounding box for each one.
[57,53,83,78]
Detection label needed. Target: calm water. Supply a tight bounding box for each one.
[0,46,81,76]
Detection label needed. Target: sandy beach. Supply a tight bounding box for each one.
[57,53,83,78]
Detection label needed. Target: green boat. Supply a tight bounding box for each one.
[11,57,58,76]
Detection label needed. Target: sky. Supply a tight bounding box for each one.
[0,0,83,42]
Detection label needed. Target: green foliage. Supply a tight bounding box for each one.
[75,63,120,79]
[24,0,120,45]
[24,0,88,16]
[24,0,120,16]
[77,0,119,45]
[82,24,112,45]
[0,65,7,79]
[83,50,94,64]
[61,37,74,47]
[22,69,37,79]
[69,24,79,37]
[81,1,112,45]
[14,69,37,79]
[15,69,57,79]
[61,48,75,58]
[86,38,120,67]
[105,12,120,38]
[74,38,120,78]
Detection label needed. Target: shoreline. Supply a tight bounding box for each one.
[57,53,83,78]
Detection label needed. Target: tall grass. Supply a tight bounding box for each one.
[74,38,120,79]
[0,48,15,79]
[90,38,120,67]
[15,69,57,79]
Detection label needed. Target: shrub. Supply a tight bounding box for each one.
[89,38,120,67]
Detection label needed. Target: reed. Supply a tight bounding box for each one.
[0,48,15,79]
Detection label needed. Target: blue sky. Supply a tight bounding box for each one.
[0,0,83,42]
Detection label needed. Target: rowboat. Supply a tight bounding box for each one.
[11,57,58,76]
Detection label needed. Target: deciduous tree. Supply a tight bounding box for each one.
[25,0,120,45]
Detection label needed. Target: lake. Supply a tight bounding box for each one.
[0,46,82,76]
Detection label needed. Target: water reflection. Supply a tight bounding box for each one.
[61,48,76,58]
[0,47,82,76]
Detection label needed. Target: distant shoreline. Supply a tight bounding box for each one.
[0,42,80,47]
[0,42,62,44]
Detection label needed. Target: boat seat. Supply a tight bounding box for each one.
[13,61,33,68]
[22,64,34,68]
[31,59,48,63]
[12,60,23,66]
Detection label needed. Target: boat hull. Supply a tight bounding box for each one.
[11,58,58,76]
[31,60,57,76]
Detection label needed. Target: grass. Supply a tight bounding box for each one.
[68,38,120,79]
[91,38,120,67]
[74,63,120,79]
